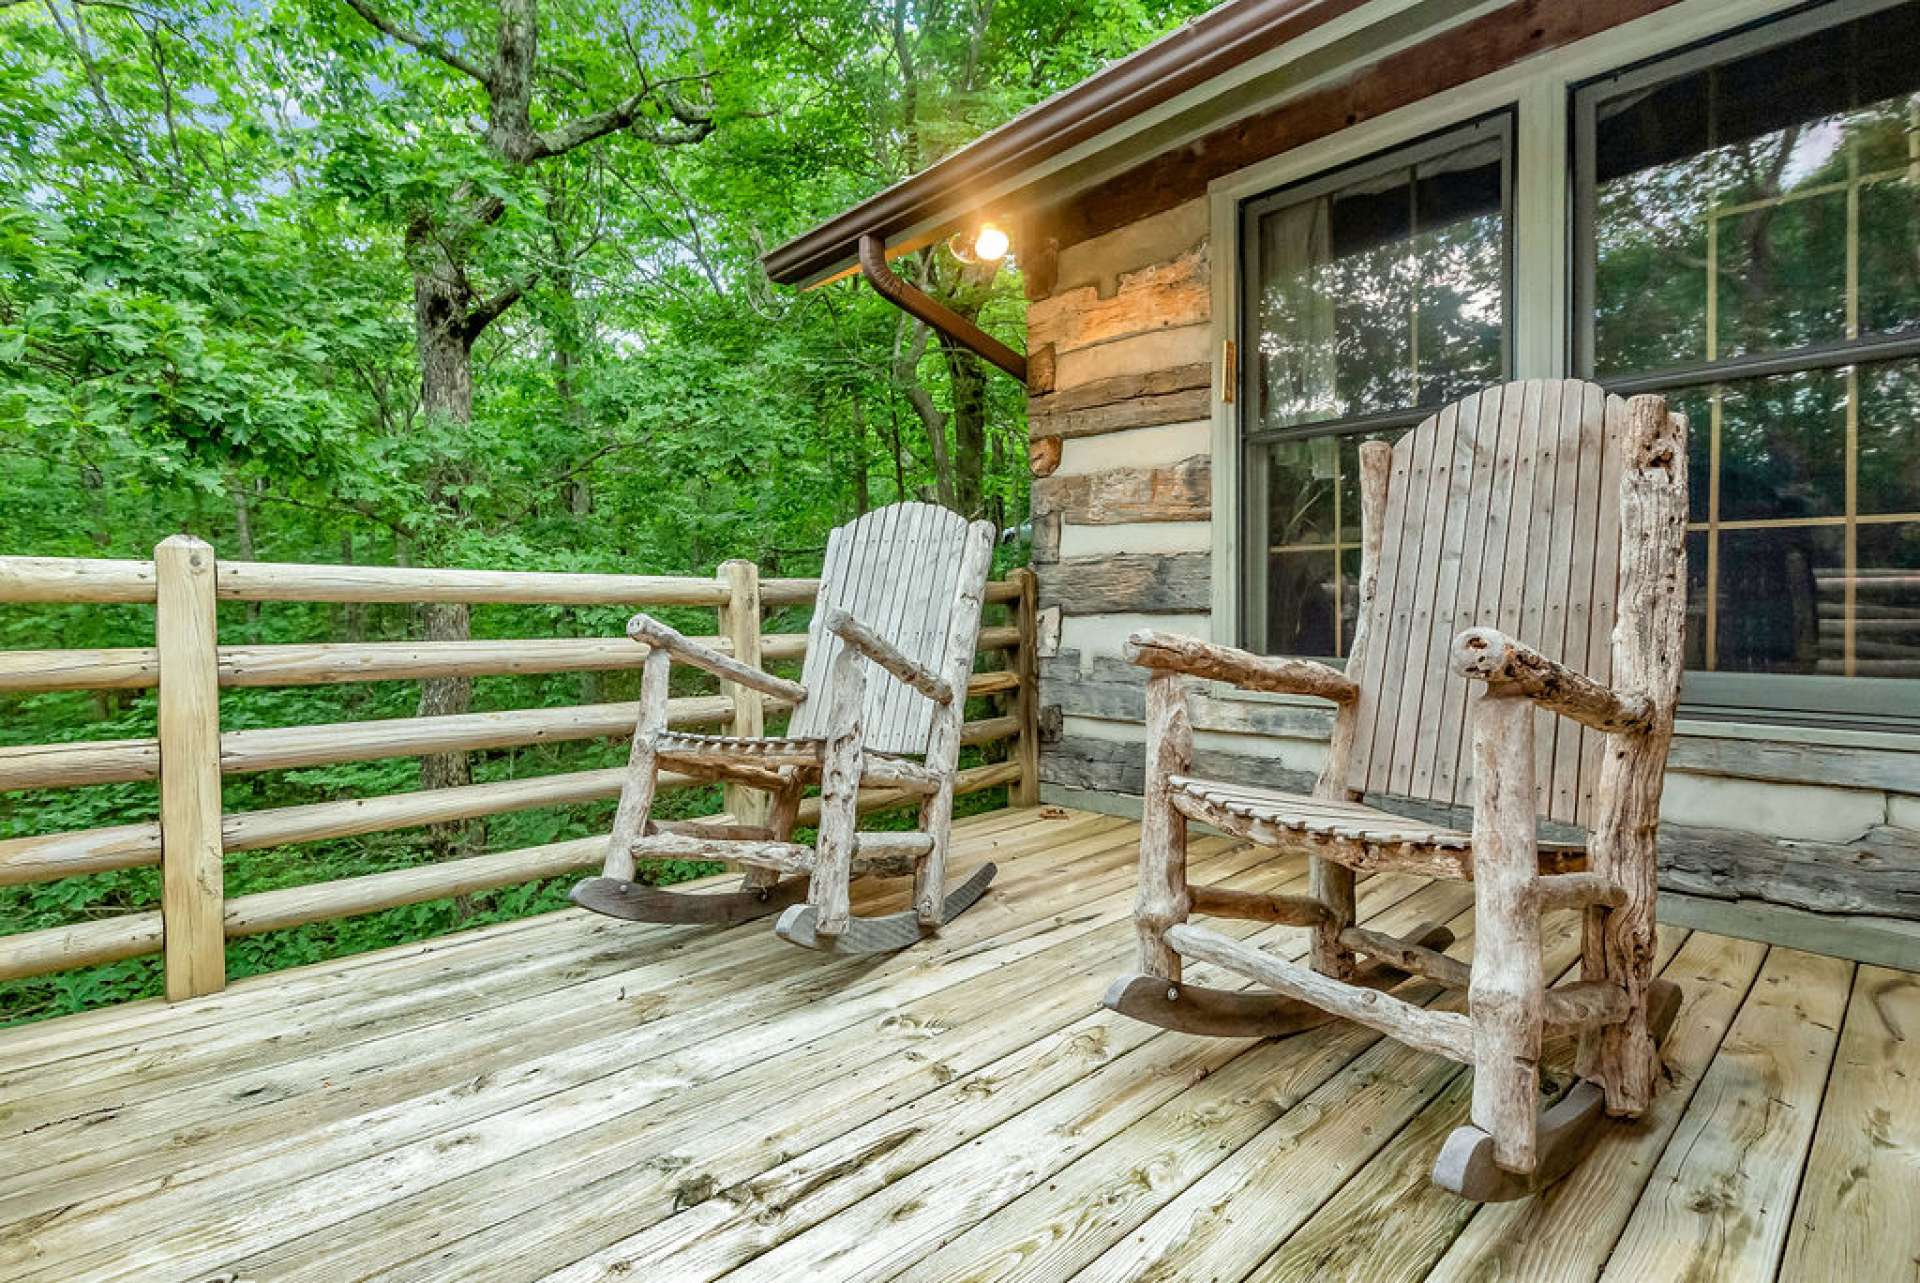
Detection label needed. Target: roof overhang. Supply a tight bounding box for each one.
[761,0,1479,287]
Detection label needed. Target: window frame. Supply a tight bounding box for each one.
[1208,0,1920,733]
[1233,109,1518,656]
[1568,0,1920,726]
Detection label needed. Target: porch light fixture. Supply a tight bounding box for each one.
[948,220,1011,265]
[972,222,1011,262]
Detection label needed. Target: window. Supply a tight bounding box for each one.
[1573,0,1920,722]
[1238,113,1513,657]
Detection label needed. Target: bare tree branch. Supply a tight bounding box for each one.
[460,274,535,339]
[524,87,713,161]
[339,0,491,87]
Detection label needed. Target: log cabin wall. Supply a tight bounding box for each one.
[1020,151,1920,971]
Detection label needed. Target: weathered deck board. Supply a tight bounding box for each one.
[1780,966,1920,1283]
[1424,929,1770,1282]
[0,806,1909,1283]
[1598,947,1853,1282]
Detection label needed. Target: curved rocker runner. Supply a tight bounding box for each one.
[774,862,998,955]
[1106,382,1694,1202]
[570,502,1002,954]
[569,873,809,925]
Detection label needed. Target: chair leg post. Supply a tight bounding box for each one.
[1467,689,1544,1174]
[744,769,803,894]
[1578,392,1687,1117]
[1137,670,1193,981]
[914,780,956,926]
[809,647,865,936]
[602,647,671,882]
[1577,831,1661,1115]
[1308,859,1357,980]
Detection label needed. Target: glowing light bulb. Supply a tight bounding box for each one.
[973,223,1010,262]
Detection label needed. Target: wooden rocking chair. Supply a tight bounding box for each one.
[1105,380,1690,1200]
[570,502,1001,955]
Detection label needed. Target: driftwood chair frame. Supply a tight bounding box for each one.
[570,502,1001,955]
[1105,381,1689,1200]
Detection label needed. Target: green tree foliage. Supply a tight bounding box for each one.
[0,0,1214,1022]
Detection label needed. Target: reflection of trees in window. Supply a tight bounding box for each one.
[1254,137,1504,434]
[1584,3,1920,682]
[1244,119,1510,656]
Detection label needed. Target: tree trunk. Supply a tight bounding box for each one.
[230,475,262,625]
[550,257,594,518]
[939,331,987,518]
[850,394,872,514]
[412,251,483,858]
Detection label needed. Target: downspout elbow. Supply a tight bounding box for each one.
[858,234,1028,384]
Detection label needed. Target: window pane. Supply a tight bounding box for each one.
[1860,356,1920,516]
[1667,369,1849,526]
[1265,435,1340,548]
[1251,130,1506,433]
[1663,355,1920,680]
[1685,529,1710,671]
[1245,119,1507,658]
[1854,523,1920,678]
[1859,169,1920,337]
[1412,140,1506,406]
[1581,10,1920,709]
[1714,189,1847,358]
[1590,6,1920,376]
[1266,551,1338,657]
[1257,429,1399,657]
[1713,526,1842,675]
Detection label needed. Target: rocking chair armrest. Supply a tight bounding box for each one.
[626,613,809,706]
[1125,629,1359,704]
[1451,627,1654,735]
[823,609,954,704]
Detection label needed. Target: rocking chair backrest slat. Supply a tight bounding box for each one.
[789,502,994,756]
[1346,380,1630,828]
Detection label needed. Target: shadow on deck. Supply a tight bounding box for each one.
[0,806,1912,1282]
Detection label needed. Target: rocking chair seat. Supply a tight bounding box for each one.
[1167,776,1587,882]
[658,731,825,758]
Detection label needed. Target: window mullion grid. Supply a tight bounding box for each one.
[1844,142,1861,677]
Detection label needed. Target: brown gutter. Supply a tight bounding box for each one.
[859,235,1028,384]
[763,0,1367,286]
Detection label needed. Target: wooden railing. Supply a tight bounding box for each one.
[0,537,1041,1001]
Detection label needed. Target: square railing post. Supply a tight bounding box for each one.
[1012,566,1040,807]
[716,558,771,830]
[155,535,225,999]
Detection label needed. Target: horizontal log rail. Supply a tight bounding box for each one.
[0,545,1042,1000]
[0,625,1017,695]
[0,672,1018,792]
[0,760,1022,983]
[0,714,1021,887]
[0,558,1024,609]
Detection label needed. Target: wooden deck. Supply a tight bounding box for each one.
[1,806,1913,1282]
